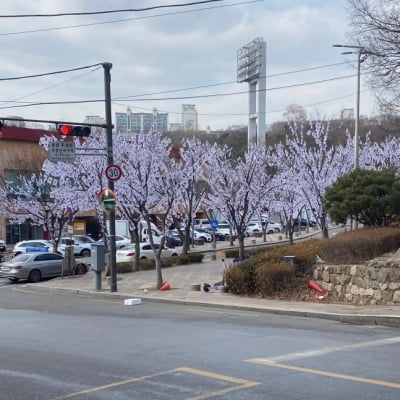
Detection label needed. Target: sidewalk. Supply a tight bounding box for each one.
[26,233,400,328]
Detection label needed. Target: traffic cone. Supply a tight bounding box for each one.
[308,280,324,293]
[308,280,328,299]
[160,282,171,291]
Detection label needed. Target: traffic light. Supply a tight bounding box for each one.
[58,124,91,137]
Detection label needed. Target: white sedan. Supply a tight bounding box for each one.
[116,243,179,263]
[98,235,131,249]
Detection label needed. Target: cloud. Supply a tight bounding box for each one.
[0,0,378,130]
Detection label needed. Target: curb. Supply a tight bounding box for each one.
[24,284,400,328]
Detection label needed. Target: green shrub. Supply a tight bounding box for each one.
[223,249,239,259]
[137,258,155,270]
[224,247,269,260]
[186,252,204,263]
[319,227,400,263]
[224,265,249,295]
[224,258,256,295]
[255,262,295,297]
[116,262,133,273]
[254,240,321,275]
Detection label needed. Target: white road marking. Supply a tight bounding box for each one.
[251,336,400,363]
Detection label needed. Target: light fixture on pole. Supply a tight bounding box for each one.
[333,44,365,169]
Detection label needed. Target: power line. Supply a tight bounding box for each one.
[0,0,260,37]
[0,66,102,107]
[0,73,358,110]
[115,62,353,100]
[0,63,102,81]
[112,90,369,116]
[0,0,223,18]
[113,74,359,102]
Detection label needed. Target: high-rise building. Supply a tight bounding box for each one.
[182,104,198,131]
[115,107,168,135]
[83,115,106,134]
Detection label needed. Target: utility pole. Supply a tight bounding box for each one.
[102,62,117,292]
[333,44,364,170]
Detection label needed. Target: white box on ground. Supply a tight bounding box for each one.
[124,298,142,306]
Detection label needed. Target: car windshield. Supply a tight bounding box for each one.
[11,254,30,262]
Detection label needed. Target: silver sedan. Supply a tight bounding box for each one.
[0,252,87,283]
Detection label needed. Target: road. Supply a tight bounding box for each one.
[0,284,399,399]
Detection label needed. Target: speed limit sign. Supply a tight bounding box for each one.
[105,164,122,181]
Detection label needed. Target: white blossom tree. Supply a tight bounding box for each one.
[206,144,277,259]
[170,138,216,255]
[116,131,174,288]
[0,168,81,250]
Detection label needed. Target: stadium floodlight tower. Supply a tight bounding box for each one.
[237,37,266,148]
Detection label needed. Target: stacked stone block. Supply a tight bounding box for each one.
[313,259,400,305]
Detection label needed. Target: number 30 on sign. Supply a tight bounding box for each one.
[105,164,122,181]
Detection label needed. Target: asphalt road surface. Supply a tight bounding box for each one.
[0,283,399,399]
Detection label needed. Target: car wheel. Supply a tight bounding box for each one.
[267,230,274,234]
[28,269,42,283]
[140,256,147,259]
[171,253,178,257]
[81,249,91,257]
[75,263,87,275]
[8,277,19,282]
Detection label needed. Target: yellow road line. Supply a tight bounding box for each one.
[176,366,257,385]
[50,367,260,400]
[50,369,178,400]
[247,359,400,390]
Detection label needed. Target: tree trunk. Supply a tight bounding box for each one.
[181,226,190,256]
[155,257,163,289]
[320,216,329,239]
[131,227,140,272]
[288,229,294,245]
[238,233,245,260]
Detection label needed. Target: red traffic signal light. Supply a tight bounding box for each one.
[58,124,91,137]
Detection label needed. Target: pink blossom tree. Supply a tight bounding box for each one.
[275,122,354,238]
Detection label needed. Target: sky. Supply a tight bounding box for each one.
[0,0,378,131]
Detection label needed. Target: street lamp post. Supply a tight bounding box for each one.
[333,44,364,169]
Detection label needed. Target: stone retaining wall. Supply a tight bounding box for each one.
[313,258,400,305]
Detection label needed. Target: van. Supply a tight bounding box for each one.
[139,221,163,244]
[193,219,211,229]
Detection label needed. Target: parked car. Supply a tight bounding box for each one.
[0,239,6,252]
[193,229,212,242]
[166,232,183,247]
[204,228,226,241]
[12,240,54,257]
[216,224,235,237]
[193,219,211,230]
[116,243,178,263]
[0,252,88,283]
[246,219,282,235]
[265,220,283,233]
[58,235,96,257]
[97,235,131,249]
[292,218,317,227]
[245,222,263,236]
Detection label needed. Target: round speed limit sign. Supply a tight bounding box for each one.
[105,164,122,181]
